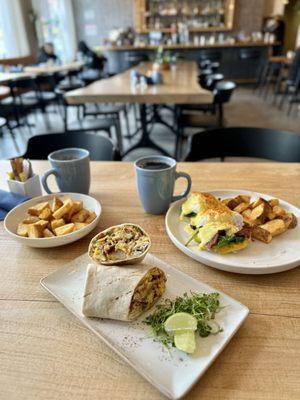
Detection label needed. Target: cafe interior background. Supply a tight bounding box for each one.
[0,0,299,161]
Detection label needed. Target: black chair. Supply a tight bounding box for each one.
[176,81,237,160]
[23,132,117,160]
[204,73,224,90]
[198,68,213,87]
[185,127,300,162]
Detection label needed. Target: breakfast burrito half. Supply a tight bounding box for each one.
[82,263,167,321]
[181,192,251,254]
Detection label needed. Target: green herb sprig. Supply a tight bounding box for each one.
[216,235,245,248]
[144,292,223,347]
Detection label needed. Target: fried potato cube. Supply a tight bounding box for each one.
[65,201,83,222]
[34,220,49,230]
[54,223,75,236]
[71,209,90,223]
[250,198,264,209]
[39,206,52,221]
[260,219,286,237]
[22,215,40,224]
[280,213,298,229]
[85,211,97,224]
[28,224,43,238]
[43,228,55,238]
[51,218,65,231]
[234,202,249,214]
[252,226,272,243]
[52,196,63,212]
[52,199,73,220]
[28,202,50,216]
[235,195,251,204]
[73,222,88,231]
[17,223,29,237]
[272,205,286,217]
[250,203,265,221]
[269,198,279,207]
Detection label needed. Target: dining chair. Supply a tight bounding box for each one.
[23,132,117,161]
[185,127,300,162]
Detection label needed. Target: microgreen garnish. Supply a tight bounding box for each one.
[144,292,223,347]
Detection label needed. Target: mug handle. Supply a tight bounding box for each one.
[172,171,192,202]
[41,168,59,194]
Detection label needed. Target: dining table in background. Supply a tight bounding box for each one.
[66,61,213,157]
[0,160,299,400]
[23,61,86,74]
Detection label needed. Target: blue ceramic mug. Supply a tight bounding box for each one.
[42,148,90,194]
[134,155,192,215]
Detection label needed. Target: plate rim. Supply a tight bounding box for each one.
[40,252,249,400]
[165,189,300,275]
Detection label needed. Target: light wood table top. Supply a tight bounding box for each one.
[269,56,293,65]
[66,61,212,105]
[0,71,35,84]
[23,61,85,74]
[0,161,299,400]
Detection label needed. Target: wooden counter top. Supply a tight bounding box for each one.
[98,42,276,52]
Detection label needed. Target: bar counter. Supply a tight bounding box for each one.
[99,42,275,82]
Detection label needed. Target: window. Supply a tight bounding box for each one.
[33,0,77,63]
[0,0,29,58]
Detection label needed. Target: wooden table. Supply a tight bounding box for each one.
[66,61,212,157]
[269,55,293,65]
[1,161,299,400]
[0,71,35,84]
[23,61,85,74]
[66,61,211,105]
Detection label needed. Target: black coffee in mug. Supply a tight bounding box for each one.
[138,161,170,170]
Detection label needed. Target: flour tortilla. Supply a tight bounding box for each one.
[82,263,165,321]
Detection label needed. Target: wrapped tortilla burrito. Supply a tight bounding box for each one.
[82,263,167,321]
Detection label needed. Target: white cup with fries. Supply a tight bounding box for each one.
[7,158,42,198]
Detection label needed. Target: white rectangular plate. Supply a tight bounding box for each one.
[41,253,249,399]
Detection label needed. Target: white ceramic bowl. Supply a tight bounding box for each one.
[4,193,102,248]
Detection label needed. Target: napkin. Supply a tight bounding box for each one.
[0,190,30,220]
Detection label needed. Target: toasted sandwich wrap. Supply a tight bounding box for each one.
[82,263,166,321]
[181,193,251,254]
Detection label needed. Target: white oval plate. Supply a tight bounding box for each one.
[165,189,300,274]
[4,193,101,248]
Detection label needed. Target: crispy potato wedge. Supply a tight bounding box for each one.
[51,218,65,231]
[34,220,49,230]
[71,209,90,223]
[73,222,88,231]
[279,213,298,229]
[222,198,240,210]
[39,206,52,221]
[235,195,251,204]
[252,226,272,243]
[234,202,249,213]
[17,223,29,237]
[52,196,63,212]
[250,198,264,209]
[55,223,75,236]
[22,215,40,224]
[269,199,279,207]
[85,211,97,224]
[28,224,43,238]
[65,201,83,222]
[53,199,73,220]
[43,228,55,238]
[28,202,49,216]
[260,219,286,237]
[250,203,265,221]
[272,205,286,217]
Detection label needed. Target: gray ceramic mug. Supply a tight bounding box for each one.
[42,148,90,194]
[134,155,191,215]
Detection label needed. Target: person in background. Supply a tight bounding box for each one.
[78,41,107,71]
[77,41,107,84]
[263,15,285,55]
[37,42,59,64]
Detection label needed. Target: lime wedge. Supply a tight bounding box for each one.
[164,312,197,333]
[174,330,196,354]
